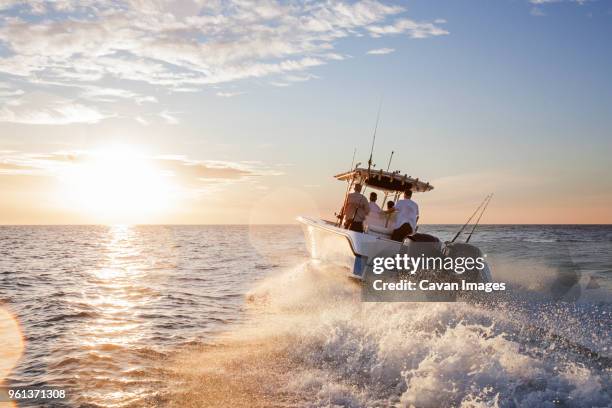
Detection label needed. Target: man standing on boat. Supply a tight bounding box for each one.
[365,192,382,228]
[368,192,381,214]
[391,187,419,241]
[342,183,370,233]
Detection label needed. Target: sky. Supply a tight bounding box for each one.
[0,0,610,224]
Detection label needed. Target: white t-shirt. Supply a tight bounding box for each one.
[368,202,381,215]
[394,199,419,231]
[366,202,382,226]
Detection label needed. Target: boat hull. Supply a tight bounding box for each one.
[297,216,419,280]
[297,216,491,284]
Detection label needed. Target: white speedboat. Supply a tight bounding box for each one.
[297,167,492,284]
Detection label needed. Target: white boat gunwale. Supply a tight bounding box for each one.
[298,216,401,254]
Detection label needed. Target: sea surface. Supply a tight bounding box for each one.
[0,225,610,407]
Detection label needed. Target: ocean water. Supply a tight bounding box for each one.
[0,225,610,407]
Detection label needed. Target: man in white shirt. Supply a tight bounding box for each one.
[391,187,419,242]
[368,192,381,213]
[365,191,382,228]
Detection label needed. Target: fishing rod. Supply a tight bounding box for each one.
[450,194,491,243]
[466,194,493,243]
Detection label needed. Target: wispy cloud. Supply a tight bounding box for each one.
[0,1,449,126]
[285,73,319,82]
[80,86,157,104]
[367,18,449,38]
[529,0,588,4]
[0,150,281,191]
[135,116,149,126]
[0,92,109,124]
[366,47,395,55]
[216,91,244,98]
[269,81,291,88]
[0,82,24,99]
[528,0,589,17]
[159,110,179,125]
[0,1,447,91]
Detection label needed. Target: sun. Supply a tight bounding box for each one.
[57,145,176,223]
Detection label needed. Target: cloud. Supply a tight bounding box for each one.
[528,0,589,16]
[0,150,280,192]
[529,0,589,4]
[135,115,149,125]
[80,86,157,104]
[266,73,319,88]
[529,0,584,3]
[0,161,39,175]
[0,92,109,124]
[366,47,395,55]
[216,91,244,98]
[159,110,179,125]
[0,82,24,99]
[156,158,257,188]
[284,73,319,82]
[0,151,79,176]
[0,0,448,92]
[367,18,449,38]
[269,81,290,87]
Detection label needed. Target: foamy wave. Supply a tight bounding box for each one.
[166,262,611,407]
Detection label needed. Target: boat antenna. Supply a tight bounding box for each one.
[450,194,491,243]
[386,150,394,171]
[381,150,394,208]
[349,147,357,171]
[367,96,383,175]
[466,194,493,243]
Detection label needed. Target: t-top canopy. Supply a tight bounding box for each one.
[334,167,434,193]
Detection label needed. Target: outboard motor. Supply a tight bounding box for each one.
[443,242,492,283]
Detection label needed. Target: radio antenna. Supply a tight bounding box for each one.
[381,150,394,209]
[386,150,394,171]
[367,96,383,174]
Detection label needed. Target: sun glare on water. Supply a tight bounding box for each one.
[57,145,176,223]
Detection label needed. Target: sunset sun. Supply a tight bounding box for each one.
[57,145,176,223]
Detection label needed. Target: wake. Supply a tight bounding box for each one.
[161,261,611,408]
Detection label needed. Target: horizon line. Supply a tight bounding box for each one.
[1,223,611,227]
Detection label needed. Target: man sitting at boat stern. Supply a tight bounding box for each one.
[343,183,370,233]
[391,187,419,242]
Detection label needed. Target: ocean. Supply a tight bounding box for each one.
[0,225,610,407]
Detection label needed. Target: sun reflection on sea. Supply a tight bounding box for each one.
[65,225,161,406]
